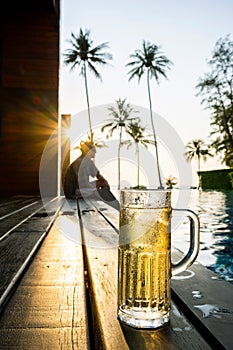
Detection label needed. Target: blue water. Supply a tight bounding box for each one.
[171,189,233,283]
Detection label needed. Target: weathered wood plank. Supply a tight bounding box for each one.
[0,196,62,239]
[78,199,128,349]
[88,198,120,230]
[0,200,89,350]
[0,230,45,297]
[121,302,213,350]
[0,196,39,215]
[0,197,64,311]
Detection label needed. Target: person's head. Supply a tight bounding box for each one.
[79,141,96,158]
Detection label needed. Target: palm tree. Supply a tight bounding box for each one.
[185,139,213,173]
[73,131,107,151]
[126,40,173,188]
[165,176,178,189]
[101,98,139,190]
[125,121,155,188]
[63,28,112,141]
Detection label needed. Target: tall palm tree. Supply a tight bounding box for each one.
[185,139,213,173]
[126,40,173,188]
[101,98,139,190]
[125,121,155,188]
[63,28,112,141]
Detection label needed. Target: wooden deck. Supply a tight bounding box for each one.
[0,196,233,349]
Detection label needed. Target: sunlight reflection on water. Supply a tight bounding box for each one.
[171,189,233,283]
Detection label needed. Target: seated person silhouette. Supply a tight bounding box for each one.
[63,141,119,211]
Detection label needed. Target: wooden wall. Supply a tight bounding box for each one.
[0,1,60,196]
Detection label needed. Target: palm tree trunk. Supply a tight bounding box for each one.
[83,63,93,141]
[147,70,163,188]
[136,142,140,188]
[118,127,122,190]
[197,155,201,189]
[198,155,200,173]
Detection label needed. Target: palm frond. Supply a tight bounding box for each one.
[126,40,173,83]
[63,28,112,78]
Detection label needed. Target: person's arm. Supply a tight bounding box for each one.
[96,171,110,189]
[88,158,110,189]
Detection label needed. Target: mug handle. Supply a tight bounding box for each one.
[171,209,200,276]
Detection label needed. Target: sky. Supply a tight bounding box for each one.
[59,0,233,188]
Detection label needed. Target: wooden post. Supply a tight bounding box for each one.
[61,114,71,195]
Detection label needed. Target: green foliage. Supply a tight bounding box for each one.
[126,40,173,84]
[125,121,155,148]
[63,28,112,78]
[165,176,178,189]
[185,139,213,172]
[198,169,233,189]
[101,98,139,138]
[196,34,233,166]
[228,172,233,188]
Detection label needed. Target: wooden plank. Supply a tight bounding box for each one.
[0,196,63,239]
[0,200,89,350]
[0,196,39,216]
[78,199,128,349]
[78,199,212,350]
[0,197,64,311]
[88,198,120,231]
[121,302,212,350]
[171,249,233,350]
[0,230,45,298]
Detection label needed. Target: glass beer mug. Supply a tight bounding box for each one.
[117,189,200,329]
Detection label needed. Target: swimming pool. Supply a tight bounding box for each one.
[171,189,233,284]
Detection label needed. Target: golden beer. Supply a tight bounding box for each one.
[117,189,200,329]
[118,207,172,328]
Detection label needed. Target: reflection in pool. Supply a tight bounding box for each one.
[171,189,233,283]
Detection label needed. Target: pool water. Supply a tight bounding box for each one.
[171,189,233,284]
